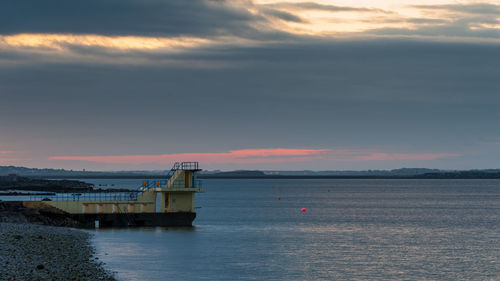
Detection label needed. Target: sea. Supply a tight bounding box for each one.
[2,178,499,280]
[79,178,500,281]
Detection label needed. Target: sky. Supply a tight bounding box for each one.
[1,0,500,171]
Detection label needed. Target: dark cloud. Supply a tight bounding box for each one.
[0,0,261,37]
[261,8,305,23]
[1,39,500,164]
[0,0,398,39]
[3,0,498,43]
[1,0,500,169]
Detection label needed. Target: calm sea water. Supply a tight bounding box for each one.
[84,179,500,280]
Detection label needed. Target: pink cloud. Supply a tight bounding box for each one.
[49,148,461,165]
[49,148,330,164]
[0,158,27,162]
[0,150,17,154]
[341,152,461,161]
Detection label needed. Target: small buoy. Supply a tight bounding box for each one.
[327,189,330,192]
[277,196,281,200]
[301,208,306,212]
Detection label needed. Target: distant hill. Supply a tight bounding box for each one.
[413,171,500,179]
[203,170,500,179]
[2,165,500,179]
[0,166,447,177]
[262,168,445,176]
[0,165,169,178]
[201,170,266,178]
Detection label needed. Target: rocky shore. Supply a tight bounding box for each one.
[0,175,135,194]
[0,175,94,193]
[0,223,116,281]
[0,202,81,227]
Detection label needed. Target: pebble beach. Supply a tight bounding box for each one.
[0,223,116,281]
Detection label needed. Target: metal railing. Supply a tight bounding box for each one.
[169,180,203,189]
[29,192,140,202]
[136,162,200,191]
[179,162,199,170]
[27,162,203,202]
[169,161,199,171]
[142,179,202,189]
[141,179,170,189]
[26,181,203,202]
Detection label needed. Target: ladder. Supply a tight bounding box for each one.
[115,202,136,227]
[134,162,184,197]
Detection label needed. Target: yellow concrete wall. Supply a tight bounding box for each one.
[85,204,96,214]
[25,169,196,215]
[26,194,193,214]
[101,204,113,213]
[23,201,67,214]
[168,170,185,188]
[169,192,194,212]
[41,200,155,214]
[137,191,156,207]
[47,201,88,214]
[113,204,131,213]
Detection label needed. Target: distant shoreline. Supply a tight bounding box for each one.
[38,174,500,180]
[4,165,500,180]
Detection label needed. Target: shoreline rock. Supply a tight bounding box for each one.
[0,222,116,281]
[0,202,82,227]
[0,192,56,196]
[0,175,94,193]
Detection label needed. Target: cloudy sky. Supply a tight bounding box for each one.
[1,0,500,171]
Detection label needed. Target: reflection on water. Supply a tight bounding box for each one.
[87,179,500,280]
